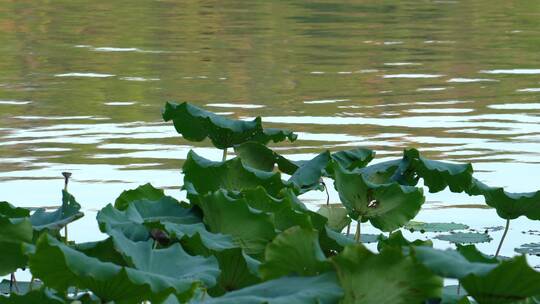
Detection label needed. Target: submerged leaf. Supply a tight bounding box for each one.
[162,102,295,149]
[114,183,165,210]
[194,272,343,304]
[331,245,442,304]
[333,161,425,231]
[30,191,83,231]
[259,226,332,280]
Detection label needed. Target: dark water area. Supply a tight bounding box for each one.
[0,1,539,265]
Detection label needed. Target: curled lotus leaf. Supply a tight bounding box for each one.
[30,190,83,232]
[405,148,474,193]
[183,150,291,198]
[333,161,425,231]
[317,205,351,232]
[468,178,540,220]
[162,102,296,149]
[114,183,166,210]
[233,142,300,175]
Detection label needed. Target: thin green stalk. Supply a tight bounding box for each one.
[346,223,351,236]
[222,148,228,162]
[321,180,330,206]
[495,219,510,258]
[354,219,361,243]
[29,276,35,291]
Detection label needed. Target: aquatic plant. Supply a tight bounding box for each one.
[1,102,539,303]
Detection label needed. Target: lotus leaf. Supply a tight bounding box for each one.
[333,161,425,231]
[114,183,166,210]
[0,205,33,275]
[162,102,296,149]
[192,272,343,304]
[28,234,218,303]
[30,190,83,231]
[331,244,442,304]
[514,243,540,256]
[435,232,492,244]
[404,221,469,233]
[377,231,432,251]
[233,142,300,174]
[260,226,332,280]
[317,205,351,232]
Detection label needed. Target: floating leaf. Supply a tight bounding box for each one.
[233,142,300,175]
[97,196,199,241]
[469,178,540,220]
[30,191,83,231]
[183,151,290,198]
[404,221,469,233]
[162,102,296,149]
[193,272,343,304]
[28,234,218,303]
[317,205,351,232]
[331,245,442,304]
[515,243,540,256]
[114,183,165,210]
[435,232,492,244]
[405,148,474,193]
[259,227,332,280]
[333,161,425,231]
[198,190,276,256]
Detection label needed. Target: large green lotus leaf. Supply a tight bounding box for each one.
[260,227,332,280]
[289,151,331,193]
[210,248,262,296]
[404,221,469,233]
[192,272,343,304]
[239,187,313,232]
[358,158,417,185]
[331,244,442,304]
[97,196,199,241]
[109,230,219,288]
[28,234,214,303]
[30,190,83,231]
[0,288,66,304]
[412,246,497,279]
[183,151,290,198]
[376,230,432,252]
[327,147,375,175]
[159,222,236,254]
[114,183,166,210]
[198,190,277,256]
[333,162,425,231]
[162,102,296,149]
[405,148,474,193]
[460,255,540,304]
[0,213,33,275]
[468,178,540,220]
[435,232,492,244]
[0,201,30,218]
[74,237,128,266]
[317,205,351,232]
[233,142,300,175]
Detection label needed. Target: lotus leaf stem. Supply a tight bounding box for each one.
[29,276,35,291]
[321,180,330,206]
[222,148,228,162]
[346,223,351,236]
[355,219,361,243]
[495,219,510,258]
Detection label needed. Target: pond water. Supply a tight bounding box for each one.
[1,1,539,267]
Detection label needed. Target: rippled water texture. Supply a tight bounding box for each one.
[1,1,540,260]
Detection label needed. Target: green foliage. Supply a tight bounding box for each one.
[162,102,296,149]
[3,104,540,303]
[333,160,425,231]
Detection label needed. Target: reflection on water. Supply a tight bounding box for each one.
[1,0,540,260]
